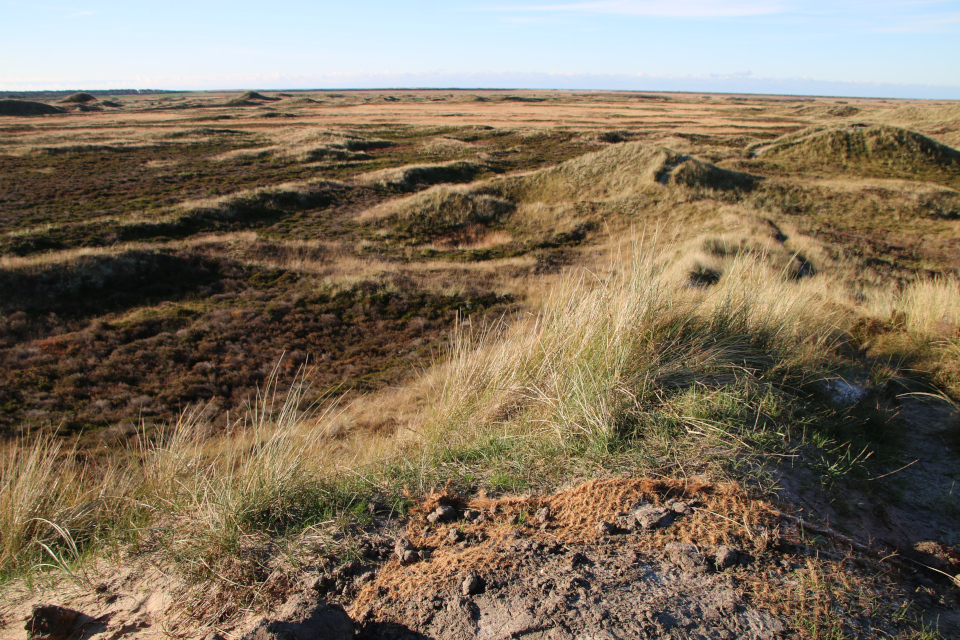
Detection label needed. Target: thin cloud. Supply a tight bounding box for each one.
[874,10,960,33]
[497,1,787,18]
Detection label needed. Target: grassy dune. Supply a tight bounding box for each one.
[1,91,959,637]
[0,237,954,576]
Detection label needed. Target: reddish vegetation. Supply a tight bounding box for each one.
[0,252,511,436]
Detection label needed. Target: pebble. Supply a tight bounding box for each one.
[664,542,706,572]
[394,537,419,564]
[462,573,483,596]
[427,505,456,524]
[670,501,692,515]
[633,505,675,530]
[715,545,739,569]
[536,506,551,523]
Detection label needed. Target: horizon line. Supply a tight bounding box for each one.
[2,87,955,102]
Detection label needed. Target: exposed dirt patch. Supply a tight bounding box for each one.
[341,478,945,639]
[1,477,956,640]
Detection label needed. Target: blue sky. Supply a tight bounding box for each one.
[2,1,959,98]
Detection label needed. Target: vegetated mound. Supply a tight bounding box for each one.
[100,100,122,108]
[0,99,65,116]
[791,104,861,118]
[364,185,515,243]
[666,156,758,191]
[323,131,392,152]
[237,90,279,102]
[589,129,642,144]
[161,126,246,139]
[512,141,757,202]
[274,130,393,162]
[362,142,757,245]
[829,105,861,117]
[60,92,96,104]
[755,124,960,185]
[179,178,349,221]
[356,161,489,192]
[880,104,960,128]
[500,95,547,102]
[277,97,321,107]
[874,104,960,146]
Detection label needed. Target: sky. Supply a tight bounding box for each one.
[2,1,960,98]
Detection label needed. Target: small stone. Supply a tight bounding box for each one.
[427,505,456,524]
[665,542,706,572]
[536,506,551,524]
[595,521,614,535]
[671,501,691,515]
[633,505,674,530]
[462,573,483,596]
[715,545,739,569]
[395,537,418,564]
[463,509,482,521]
[447,526,462,543]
